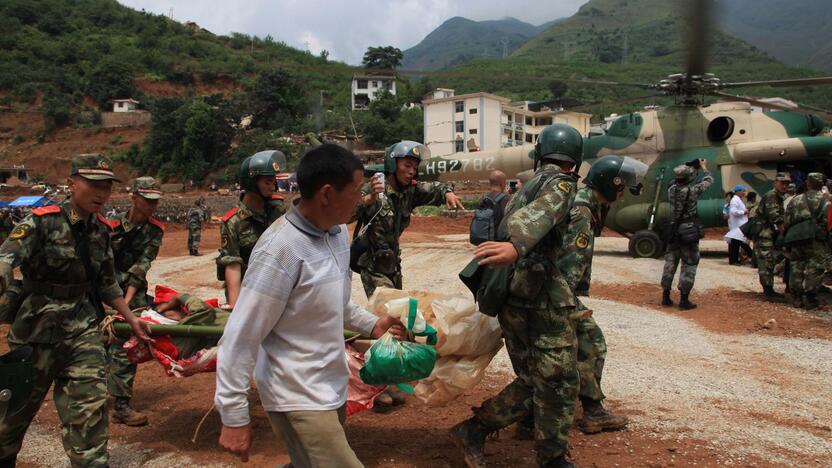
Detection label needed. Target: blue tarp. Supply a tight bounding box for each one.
[0,200,8,208]
[8,196,53,208]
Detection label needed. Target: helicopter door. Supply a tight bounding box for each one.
[639,112,661,152]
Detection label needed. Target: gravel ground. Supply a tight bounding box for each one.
[13,236,831,466]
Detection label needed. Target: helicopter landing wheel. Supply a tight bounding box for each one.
[628,230,664,258]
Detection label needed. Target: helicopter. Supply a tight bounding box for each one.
[407,0,832,258]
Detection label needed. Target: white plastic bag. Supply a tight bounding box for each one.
[431,295,502,357]
[414,346,502,406]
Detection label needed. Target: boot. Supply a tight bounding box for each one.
[661,289,674,307]
[577,398,629,434]
[789,293,803,308]
[0,455,17,468]
[763,286,783,299]
[514,417,534,440]
[678,293,697,310]
[112,397,148,426]
[450,417,491,468]
[541,455,577,468]
[802,293,819,310]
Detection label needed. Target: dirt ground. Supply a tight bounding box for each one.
[5,217,832,467]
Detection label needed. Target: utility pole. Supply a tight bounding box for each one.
[502,38,509,58]
[304,41,311,53]
[168,7,173,19]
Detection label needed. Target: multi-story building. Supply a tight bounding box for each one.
[423,89,591,157]
[351,72,397,110]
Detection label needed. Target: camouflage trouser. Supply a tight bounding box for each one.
[660,241,700,294]
[188,226,201,252]
[474,305,578,464]
[754,237,782,288]
[107,294,149,400]
[358,262,402,299]
[576,316,606,401]
[0,326,109,467]
[789,242,830,295]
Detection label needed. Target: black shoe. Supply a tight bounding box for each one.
[514,417,534,440]
[541,455,577,468]
[678,293,697,310]
[450,418,490,468]
[802,294,819,310]
[763,286,784,299]
[661,289,674,307]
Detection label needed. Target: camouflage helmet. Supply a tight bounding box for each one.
[238,150,286,194]
[585,155,649,202]
[807,172,826,185]
[384,140,430,174]
[534,123,583,169]
[131,176,162,200]
[673,164,695,182]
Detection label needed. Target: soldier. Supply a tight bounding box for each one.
[451,124,584,468]
[784,172,829,309]
[353,140,464,298]
[0,154,151,467]
[217,150,287,308]
[186,199,205,256]
[754,172,789,299]
[106,177,166,427]
[660,160,714,310]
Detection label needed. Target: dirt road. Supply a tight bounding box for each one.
[8,219,832,467]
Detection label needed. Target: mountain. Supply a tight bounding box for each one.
[718,0,832,70]
[513,0,773,66]
[401,16,556,71]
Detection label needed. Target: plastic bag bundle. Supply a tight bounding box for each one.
[413,348,501,406]
[431,296,501,357]
[359,333,437,386]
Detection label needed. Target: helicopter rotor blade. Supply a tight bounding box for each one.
[713,91,832,121]
[567,93,667,113]
[721,77,832,89]
[685,0,713,79]
[558,78,655,89]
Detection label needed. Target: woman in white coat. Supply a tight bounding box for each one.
[725,185,753,265]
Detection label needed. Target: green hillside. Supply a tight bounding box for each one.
[513,0,774,66]
[401,17,544,72]
[719,0,832,70]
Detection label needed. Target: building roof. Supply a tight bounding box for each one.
[352,71,396,80]
[423,92,511,105]
[111,98,140,104]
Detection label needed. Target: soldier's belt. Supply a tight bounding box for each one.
[23,279,89,299]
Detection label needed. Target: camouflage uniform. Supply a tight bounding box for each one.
[0,200,122,467]
[472,164,579,465]
[186,206,204,255]
[216,196,286,283]
[105,179,165,408]
[784,176,829,304]
[353,180,451,298]
[660,169,714,295]
[754,187,786,290]
[557,187,607,403]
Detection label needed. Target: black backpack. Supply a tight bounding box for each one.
[469,192,507,245]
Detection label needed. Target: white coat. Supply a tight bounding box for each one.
[724,194,749,243]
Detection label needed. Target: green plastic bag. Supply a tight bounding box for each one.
[359,298,437,386]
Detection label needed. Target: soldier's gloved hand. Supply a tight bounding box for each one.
[445,192,465,210]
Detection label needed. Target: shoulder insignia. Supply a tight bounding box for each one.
[222,207,238,223]
[8,223,31,240]
[556,180,573,194]
[575,232,590,250]
[32,205,61,216]
[148,217,166,232]
[96,213,120,230]
[271,194,285,200]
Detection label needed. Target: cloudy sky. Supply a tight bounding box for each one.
[119,0,586,65]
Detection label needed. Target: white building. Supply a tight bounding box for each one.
[351,72,397,110]
[423,89,591,157]
[111,99,139,113]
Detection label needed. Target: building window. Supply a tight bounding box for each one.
[525,133,534,143]
[371,81,377,88]
[469,128,478,135]
[538,117,553,126]
[455,121,464,132]
[118,102,124,108]
[455,101,464,113]
[525,116,533,125]
[357,80,368,89]
[505,113,513,122]
[469,108,478,114]
[455,140,465,152]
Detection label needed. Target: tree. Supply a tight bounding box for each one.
[85,58,137,108]
[360,91,423,148]
[548,80,568,99]
[247,69,307,129]
[362,46,403,69]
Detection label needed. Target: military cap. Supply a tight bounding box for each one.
[774,172,790,182]
[71,154,120,181]
[131,176,162,200]
[807,172,826,184]
[787,183,796,192]
[673,164,694,179]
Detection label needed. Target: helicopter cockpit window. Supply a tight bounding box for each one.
[707,116,735,142]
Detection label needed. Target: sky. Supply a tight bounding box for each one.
[118,0,586,65]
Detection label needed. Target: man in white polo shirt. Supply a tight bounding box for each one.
[214,144,405,467]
